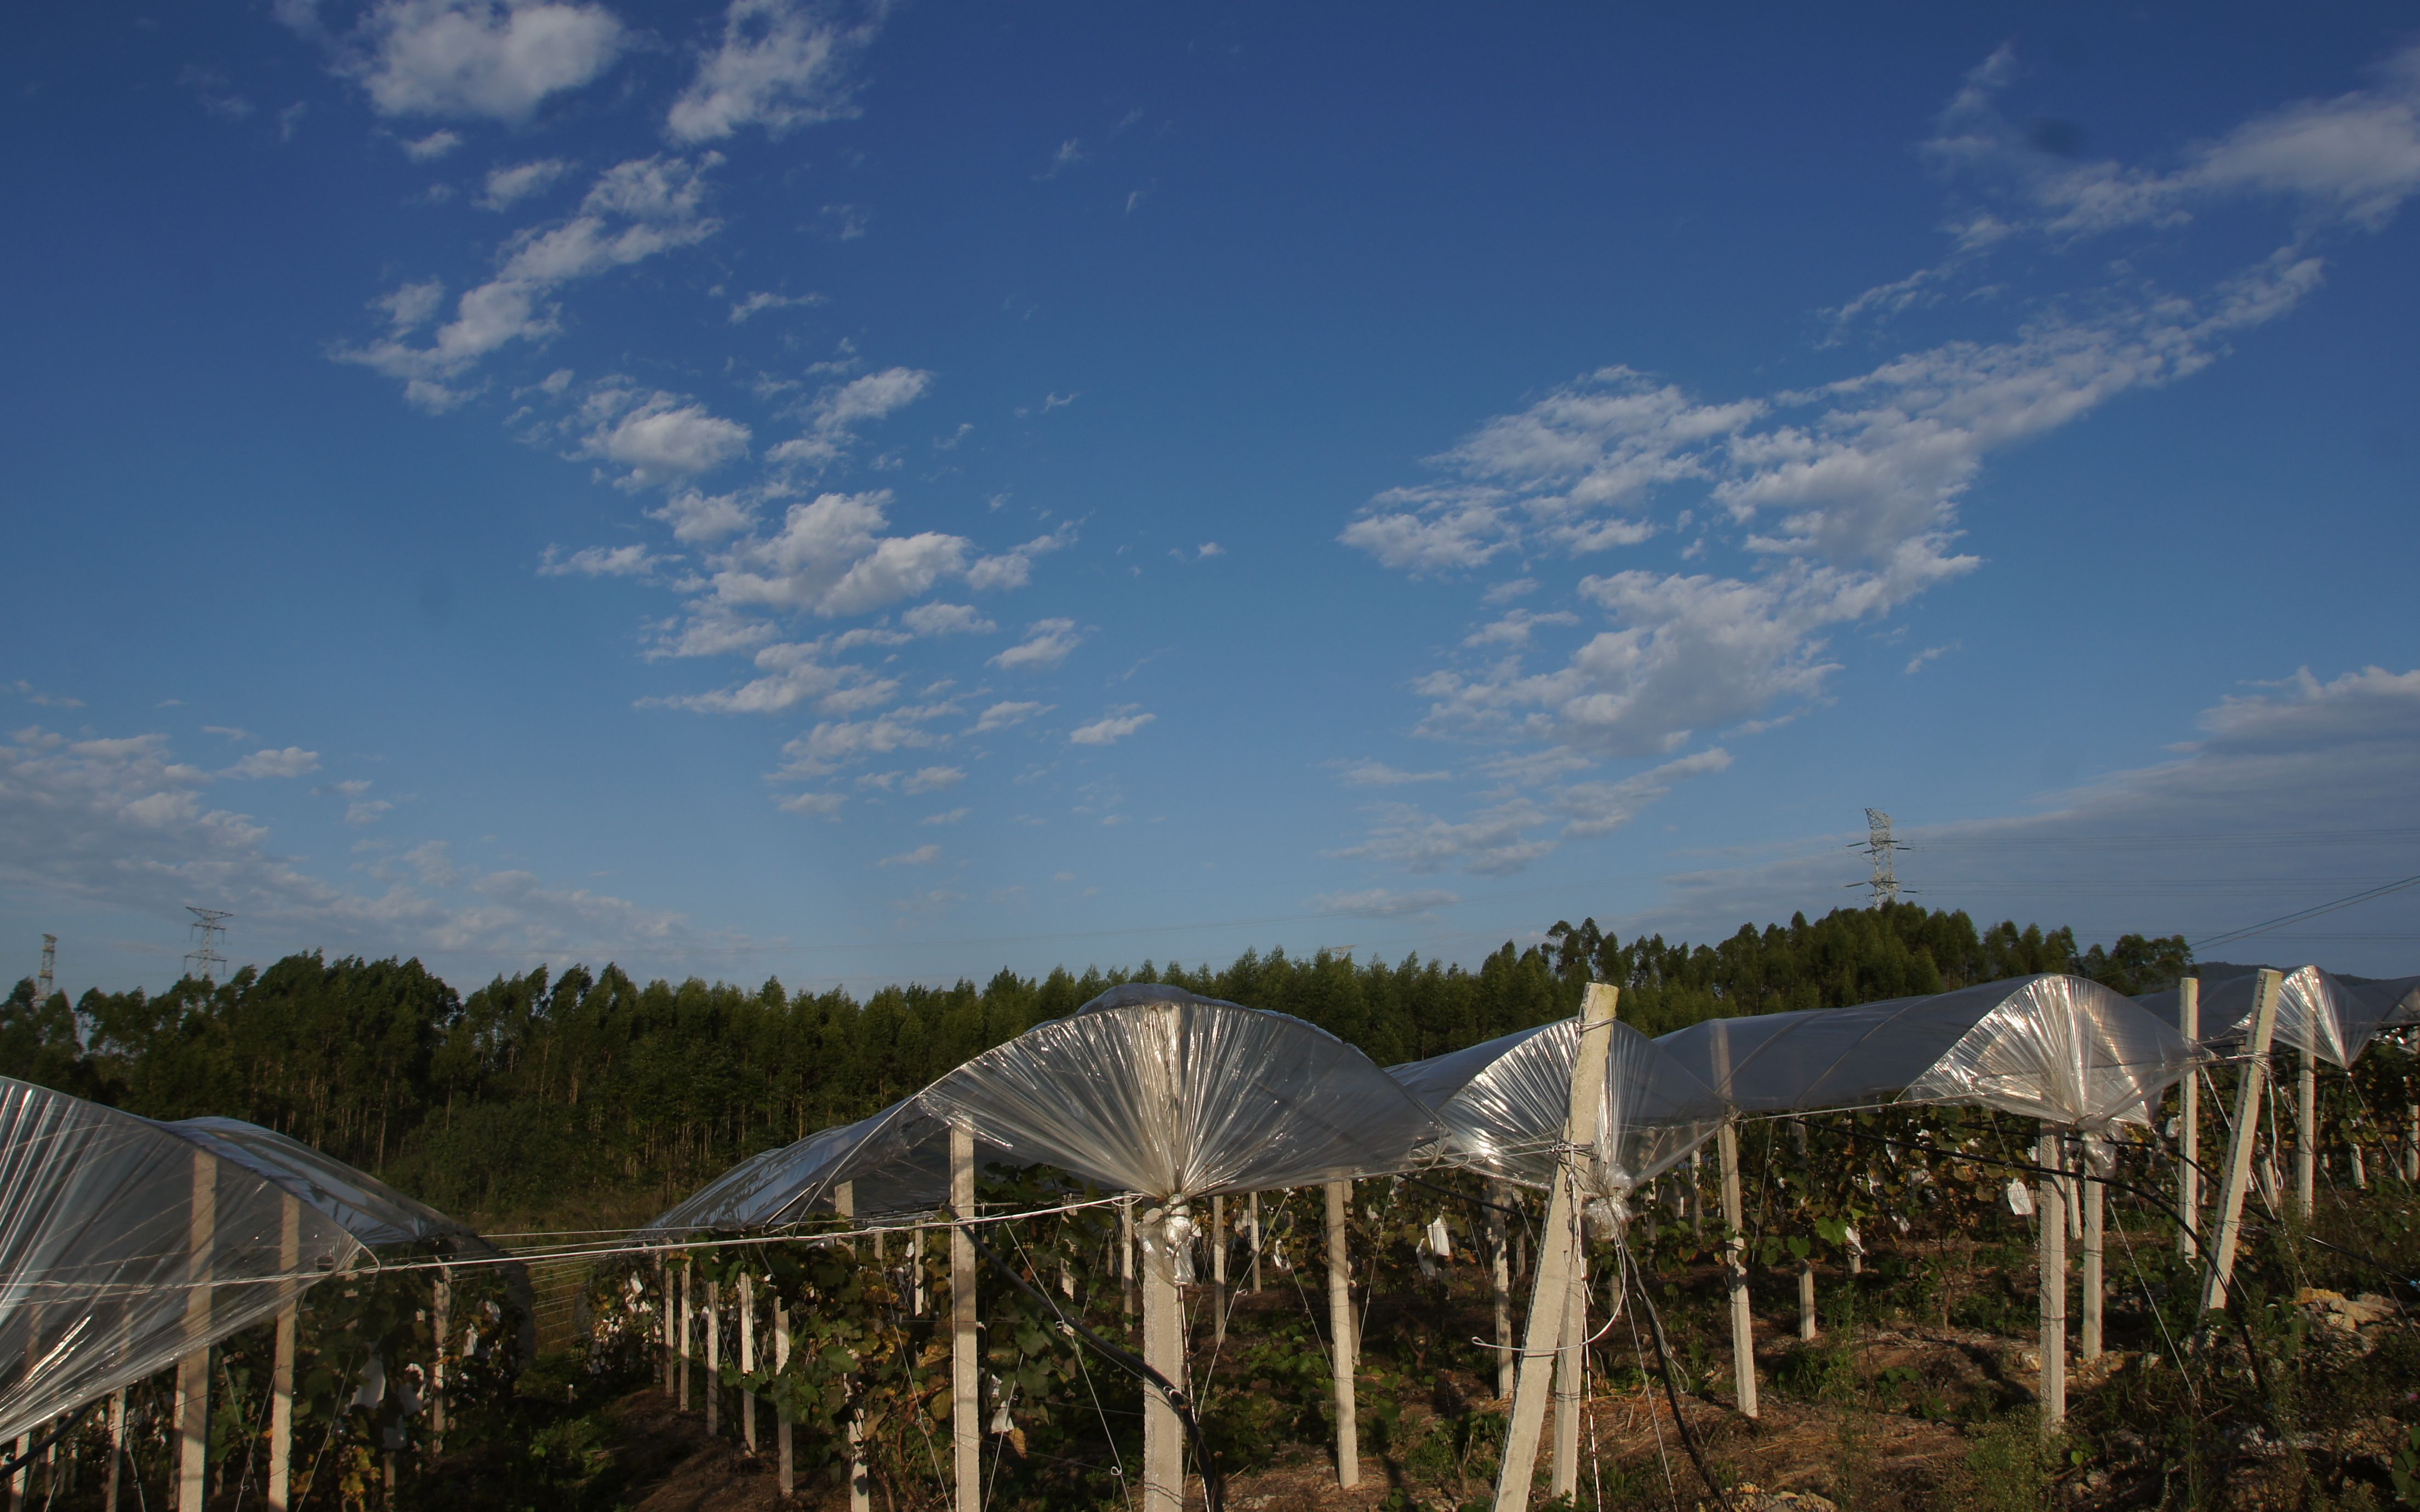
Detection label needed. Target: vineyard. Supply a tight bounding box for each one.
[3,946,2418,1512]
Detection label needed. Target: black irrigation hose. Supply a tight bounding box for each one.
[0,1398,98,1481]
[961,1222,1226,1512]
[1623,1250,1739,1512]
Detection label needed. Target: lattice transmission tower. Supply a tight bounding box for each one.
[1847,808,1914,906]
[36,933,55,1002]
[184,907,232,984]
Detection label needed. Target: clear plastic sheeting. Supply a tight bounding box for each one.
[1654,975,2202,1130]
[1,1078,363,1444]
[1389,1018,1725,1195]
[647,984,1449,1232]
[170,1118,473,1251]
[642,1099,992,1231]
[2156,965,2407,1067]
[916,983,1447,1203]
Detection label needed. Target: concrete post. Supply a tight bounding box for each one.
[1549,1250,1586,1500]
[951,1125,979,1512]
[431,1265,450,1455]
[774,1297,794,1497]
[1492,983,1618,1512]
[705,1276,721,1435]
[2297,1007,2319,1221]
[177,1149,215,1512]
[1141,1204,1186,1512]
[1326,1180,1357,1488]
[1248,1193,1262,1293]
[2204,970,2284,1314]
[1491,1179,1514,1400]
[104,1390,125,1512]
[2080,1136,2104,1362]
[268,1197,298,1512]
[2039,1130,2067,1434]
[1720,1118,1757,1419]
[738,1272,757,1454]
[2178,979,2200,1260]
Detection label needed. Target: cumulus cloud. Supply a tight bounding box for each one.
[222,747,322,780]
[877,843,941,867]
[966,525,1075,592]
[711,491,971,617]
[402,129,461,161]
[342,0,625,122]
[339,154,722,405]
[728,290,824,323]
[902,602,995,637]
[539,542,667,578]
[974,700,1050,732]
[769,366,935,469]
[901,765,964,794]
[991,618,1082,671]
[667,0,878,144]
[776,711,946,776]
[581,390,752,488]
[650,489,757,543]
[1069,708,1154,746]
[1554,747,1732,837]
[480,156,569,210]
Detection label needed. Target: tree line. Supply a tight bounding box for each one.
[0,903,2187,1227]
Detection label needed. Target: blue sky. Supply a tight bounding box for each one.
[8,2,2420,995]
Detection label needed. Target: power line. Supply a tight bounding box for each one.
[2190,871,2420,952]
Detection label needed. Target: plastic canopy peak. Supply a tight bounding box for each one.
[2148,963,2407,1067]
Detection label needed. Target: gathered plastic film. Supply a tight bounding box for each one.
[171,1117,471,1251]
[1656,973,2202,1130]
[915,983,1447,1204]
[0,1078,364,1444]
[2172,965,2406,1067]
[1390,1018,1725,1196]
[1900,975,2204,1129]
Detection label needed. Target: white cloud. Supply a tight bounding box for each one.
[877,843,941,868]
[1332,759,1449,787]
[902,765,964,794]
[222,747,322,781]
[653,640,851,713]
[650,489,757,543]
[539,542,667,578]
[777,789,845,817]
[991,618,1082,671]
[728,290,825,323]
[966,525,1075,592]
[777,712,945,776]
[1930,42,2420,238]
[902,602,996,637]
[1070,708,1154,746]
[770,366,935,469]
[1465,609,1579,648]
[1335,797,1553,877]
[343,0,625,122]
[0,722,716,970]
[402,129,462,161]
[1553,747,1732,837]
[7,681,84,711]
[920,806,970,825]
[974,700,1050,732]
[346,799,394,825]
[667,0,877,144]
[1636,665,2420,964]
[480,156,569,210]
[581,391,752,488]
[339,154,722,400]
[1312,888,1461,918]
[1905,643,1959,674]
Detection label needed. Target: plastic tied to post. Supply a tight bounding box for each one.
[1391,1016,1729,1198]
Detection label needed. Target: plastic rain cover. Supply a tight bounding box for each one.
[915,984,1449,1203]
[1654,975,2202,1130]
[170,1118,471,1251]
[2159,965,2405,1067]
[1,1079,363,1444]
[642,1098,989,1232]
[1390,1018,1725,1195]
